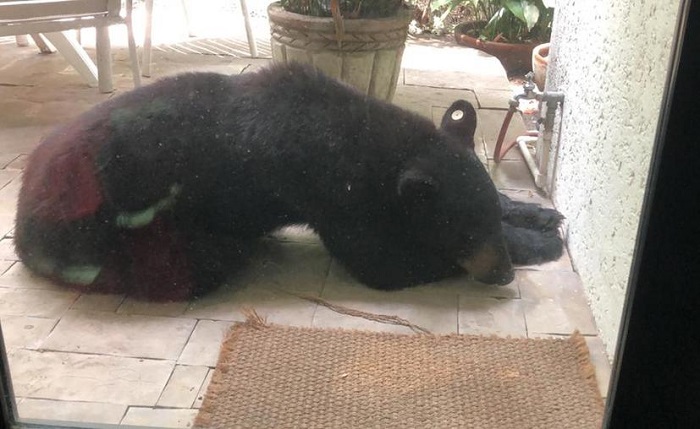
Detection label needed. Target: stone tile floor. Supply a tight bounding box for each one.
[0,8,610,427]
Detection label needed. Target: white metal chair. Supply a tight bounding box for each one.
[140,0,258,77]
[0,0,141,92]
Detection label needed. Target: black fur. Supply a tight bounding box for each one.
[440,99,565,265]
[17,63,521,299]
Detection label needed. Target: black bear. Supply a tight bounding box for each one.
[439,99,565,265]
[15,63,557,301]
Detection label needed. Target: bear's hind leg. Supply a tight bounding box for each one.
[14,214,121,291]
[182,228,256,297]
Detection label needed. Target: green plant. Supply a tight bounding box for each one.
[279,0,406,19]
[431,0,500,24]
[434,0,554,43]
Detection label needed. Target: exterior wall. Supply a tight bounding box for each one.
[545,0,681,357]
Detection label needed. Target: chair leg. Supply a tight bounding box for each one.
[239,0,258,58]
[125,0,142,87]
[43,31,98,88]
[142,0,155,77]
[15,35,29,47]
[180,0,195,37]
[30,34,55,54]
[95,25,114,93]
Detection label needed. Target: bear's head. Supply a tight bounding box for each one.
[397,99,514,285]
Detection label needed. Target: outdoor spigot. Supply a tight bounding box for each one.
[522,72,537,96]
[509,72,539,108]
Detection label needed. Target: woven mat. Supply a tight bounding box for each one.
[195,315,604,429]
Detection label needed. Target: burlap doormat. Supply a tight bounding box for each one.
[194,315,604,429]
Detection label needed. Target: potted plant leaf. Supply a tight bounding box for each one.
[441,0,554,74]
[268,0,412,101]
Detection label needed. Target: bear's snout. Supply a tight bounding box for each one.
[460,237,515,286]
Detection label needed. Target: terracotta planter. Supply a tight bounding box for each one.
[267,3,412,101]
[532,42,550,91]
[454,22,539,74]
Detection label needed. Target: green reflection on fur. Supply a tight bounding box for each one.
[61,265,102,285]
[115,184,181,228]
[27,255,57,276]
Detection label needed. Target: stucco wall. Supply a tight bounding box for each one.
[545,0,681,358]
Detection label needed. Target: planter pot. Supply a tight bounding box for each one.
[532,42,550,91]
[267,2,412,101]
[454,22,539,74]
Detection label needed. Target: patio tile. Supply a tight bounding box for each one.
[121,407,198,428]
[40,310,196,359]
[3,154,27,170]
[0,126,50,155]
[117,298,189,317]
[474,88,514,109]
[0,214,14,238]
[0,315,56,349]
[8,349,174,405]
[517,246,574,272]
[17,399,127,426]
[418,272,520,299]
[392,89,433,119]
[187,242,327,322]
[475,142,490,165]
[393,84,478,120]
[327,260,519,300]
[313,263,459,335]
[431,105,448,127]
[489,158,537,190]
[0,153,22,170]
[0,181,21,224]
[0,260,13,275]
[0,174,20,198]
[499,188,556,208]
[585,336,612,398]
[71,293,125,312]
[9,100,103,129]
[185,282,318,327]
[458,296,527,337]
[520,271,597,335]
[402,44,509,91]
[244,241,332,294]
[0,288,77,318]
[157,365,210,408]
[405,68,508,91]
[193,369,214,409]
[145,49,266,79]
[0,238,18,261]
[0,263,64,290]
[177,320,233,367]
[0,170,20,191]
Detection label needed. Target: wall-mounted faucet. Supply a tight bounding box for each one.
[493,73,565,193]
[510,72,539,107]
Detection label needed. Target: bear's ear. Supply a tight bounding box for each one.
[440,99,478,150]
[398,168,440,200]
